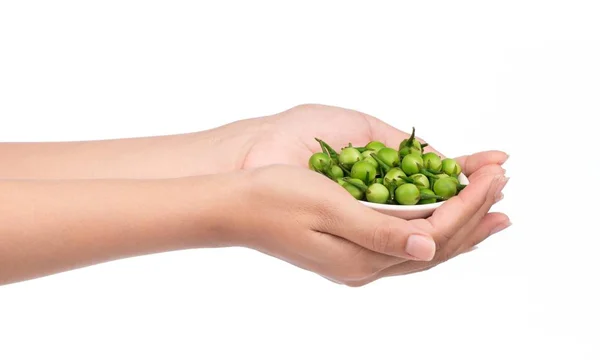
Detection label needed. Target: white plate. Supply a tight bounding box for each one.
[359,173,469,220]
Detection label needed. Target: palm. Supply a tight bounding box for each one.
[242,104,415,169]
[238,104,509,286]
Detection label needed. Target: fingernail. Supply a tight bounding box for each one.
[490,221,512,235]
[500,153,510,164]
[495,192,504,203]
[495,176,509,202]
[406,235,436,261]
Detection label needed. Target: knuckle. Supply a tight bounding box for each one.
[310,202,339,231]
[291,103,319,113]
[347,261,376,281]
[433,228,453,247]
[371,221,395,254]
[339,253,378,282]
[465,155,476,176]
[437,249,454,263]
[486,182,499,205]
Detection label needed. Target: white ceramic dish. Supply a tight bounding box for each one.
[359,173,469,220]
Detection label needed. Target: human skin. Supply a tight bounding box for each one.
[0,104,508,179]
[0,104,510,286]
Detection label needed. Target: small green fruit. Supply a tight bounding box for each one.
[395,183,421,205]
[339,147,362,168]
[308,152,331,172]
[350,161,377,183]
[401,154,424,176]
[377,147,400,167]
[366,183,390,204]
[365,141,386,152]
[441,158,462,176]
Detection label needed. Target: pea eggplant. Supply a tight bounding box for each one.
[310,128,469,206]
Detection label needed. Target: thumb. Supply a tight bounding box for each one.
[325,200,436,261]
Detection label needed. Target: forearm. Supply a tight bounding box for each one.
[0,174,238,285]
[0,120,259,180]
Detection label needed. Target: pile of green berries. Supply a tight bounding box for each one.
[308,127,467,205]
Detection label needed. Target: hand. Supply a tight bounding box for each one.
[240,103,507,169]
[348,161,510,286]
[227,161,509,287]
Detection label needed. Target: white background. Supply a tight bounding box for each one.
[1,1,599,359]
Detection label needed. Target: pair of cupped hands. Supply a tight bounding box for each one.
[209,104,510,287]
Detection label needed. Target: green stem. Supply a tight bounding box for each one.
[318,142,329,157]
[341,177,369,191]
[400,176,415,184]
[406,127,416,147]
[370,153,391,173]
[420,193,447,201]
[387,183,398,204]
[419,167,440,178]
[315,138,339,163]
[339,163,352,176]
[342,142,367,152]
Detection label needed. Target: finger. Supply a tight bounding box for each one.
[371,211,512,281]
[323,200,438,261]
[442,174,508,256]
[466,163,506,182]
[438,164,506,251]
[369,179,508,281]
[454,151,509,176]
[426,173,508,246]
[455,212,511,254]
[310,232,410,282]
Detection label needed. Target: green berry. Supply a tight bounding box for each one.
[339,147,362,168]
[365,140,386,152]
[350,160,377,184]
[401,154,424,176]
[308,152,331,172]
[383,168,407,186]
[395,183,420,205]
[377,147,400,167]
[327,165,344,180]
[399,127,422,157]
[366,183,390,204]
[409,173,430,189]
[340,179,365,200]
[422,152,442,172]
[399,146,421,158]
[430,173,452,190]
[418,188,437,204]
[360,150,379,169]
[441,158,462,176]
[433,177,458,198]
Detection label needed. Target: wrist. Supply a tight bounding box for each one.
[189,117,271,174]
[183,165,278,250]
[173,169,253,248]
